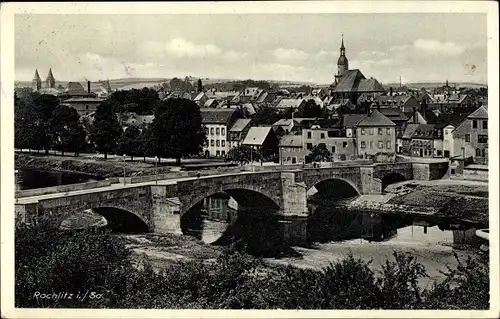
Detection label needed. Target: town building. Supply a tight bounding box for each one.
[452,106,488,164]
[275,98,306,111]
[272,119,302,135]
[329,36,385,105]
[201,108,239,158]
[279,134,306,164]
[355,110,396,158]
[241,126,279,158]
[227,118,252,150]
[401,124,438,158]
[61,97,103,117]
[303,127,356,161]
[341,114,365,138]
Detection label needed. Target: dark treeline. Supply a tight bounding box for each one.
[15,220,489,309]
[15,92,207,164]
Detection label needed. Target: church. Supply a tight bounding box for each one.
[32,68,57,93]
[329,35,385,106]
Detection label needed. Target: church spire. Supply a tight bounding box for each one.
[32,69,42,91]
[46,68,55,88]
[340,33,345,50]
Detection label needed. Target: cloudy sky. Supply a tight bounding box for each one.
[15,13,487,85]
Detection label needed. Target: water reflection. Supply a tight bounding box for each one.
[15,168,102,190]
[180,196,479,257]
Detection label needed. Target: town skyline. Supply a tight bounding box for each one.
[15,13,487,85]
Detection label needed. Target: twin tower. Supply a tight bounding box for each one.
[32,68,55,91]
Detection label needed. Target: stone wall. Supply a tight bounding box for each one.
[280,172,308,217]
[151,184,182,234]
[15,179,115,198]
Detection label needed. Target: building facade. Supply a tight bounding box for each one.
[355,110,396,158]
[302,127,356,161]
[452,106,488,164]
[201,108,238,158]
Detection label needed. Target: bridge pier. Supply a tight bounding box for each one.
[151,186,182,234]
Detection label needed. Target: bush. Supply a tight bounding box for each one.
[15,221,489,309]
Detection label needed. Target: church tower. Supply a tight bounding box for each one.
[334,34,349,85]
[32,69,42,91]
[46,68,56,88]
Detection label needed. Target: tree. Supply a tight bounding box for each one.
[296,99,322,118]
[137,124,154,162]
[150,98,206,165]
[309,143,331,162]
[197,79,203,93]
[115,126,141,161]
[29,93,59,154]
[252,105,284,126]
[51,105,87,156]
[90,102,122,160]
[227,145,262,166]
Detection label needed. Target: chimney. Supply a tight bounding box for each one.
[377,103,380,112]
[87,81,91,94]
[420,99,426,115]
[389,87,393,97]
[413,107,417,124]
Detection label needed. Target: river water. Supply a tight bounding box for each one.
[17,169,484,286]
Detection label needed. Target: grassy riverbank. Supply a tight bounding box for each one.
[15,152,174,178]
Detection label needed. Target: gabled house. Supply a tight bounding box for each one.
[272,119,301,135]
[241,126,279,158]
[279,134,306,164]
[275,98,306,111]
[227,118,253,150]
[355,110,396,158]
[452,106,488,164]
[201,108,239,158]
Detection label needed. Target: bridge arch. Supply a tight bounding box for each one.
[92,206,151,233]
[182,187,281,216]
[308,177,361,199]
[380,172,408,191]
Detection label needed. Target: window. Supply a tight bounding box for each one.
[216,128,220,135]
[483,121,488,129]
[378,128,383,135]
[386,128,391,135]
[478,135,488,143]
[210,139,215,146]
[216,151,220,157]
[465,134,470,142]
[343,141,348,148]
[307,132,312,139]
[210,128,214,135]
[221,151,226,157]
[332,146,336,153]
[378,141,384,149]
[369,128,374,135]
[306,143,313,150]
[320,133,325,139]
[370,141,374,148]
[437,150,442,156]
[360,141,366,149]
[476,148,481,156]
[216,140,220,147]
[386,141,391,149]
[221,128,225,135]
[444,130,448,135]
[85,105,89,110]
[221,140,225,147]
[361,128,366,135]
[472,120,477,129]
[482,149,486,157]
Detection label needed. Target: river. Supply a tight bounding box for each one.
[16,169,484,287]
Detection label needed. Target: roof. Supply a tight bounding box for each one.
[375,95,412,105]
[402,124,420,139]
[63,97,103,103]
[242,126,273,146]
[203,99,218,107]
[276,98,304,109]
[272,119,297,126]
[412,124,435,139]
[66,82,87,92]
[229,118,252,132]
[467,106,488,119]
[200,108,236,124]
[279,134,303,147]
[39,88,61,95]
[193,92,206,101]
[378,107,409,122]
[46,68,55,82]
[332,70,385,93]
[342,114,366,128]
[357,110,395,127]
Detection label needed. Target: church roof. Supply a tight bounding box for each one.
[33,70,41,82]
[332,69,385,93]
[46,68,55,82]
[337,55,348,66]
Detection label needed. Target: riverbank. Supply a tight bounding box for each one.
[15,153,174,178]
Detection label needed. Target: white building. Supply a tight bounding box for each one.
[200,108,238,158]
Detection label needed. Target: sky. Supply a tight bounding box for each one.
[15,13,488,85]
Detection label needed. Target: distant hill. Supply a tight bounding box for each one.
[384,82,487,90]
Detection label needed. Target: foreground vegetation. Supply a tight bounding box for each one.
[16,221,489,309]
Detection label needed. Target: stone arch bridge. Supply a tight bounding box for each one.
[15,161,448,244]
